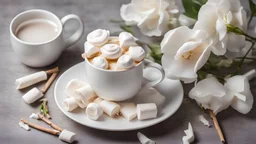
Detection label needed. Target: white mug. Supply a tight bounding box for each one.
[85,58,165,101]
[10,9,84,67]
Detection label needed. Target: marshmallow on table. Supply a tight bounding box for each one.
[29,113,39,120]
[137,103,157,120]
[119,32,138,50]
[101,44,122,60]
[22,88,43,104]
[127,46,145,62]
[100,100,121,117]
[182,122,195,144]
[19,121,30,131]
[84,42,100,58]
[63,97,79,112]
[137,132,155,144]
[86,103,103,120]
[87,29,110,46]
[16,71,47,89]
[58,129,76,143]
[91,56,109,69]
[120,103,137,121]
[115,55,134,70]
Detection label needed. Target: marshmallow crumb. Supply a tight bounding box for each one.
[198,115,211,127]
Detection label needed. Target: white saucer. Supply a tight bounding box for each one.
[54,62,183,131]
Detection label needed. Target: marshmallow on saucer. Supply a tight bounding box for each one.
[22,88,43,104]
[101,44,122,60]
[137,103,157,120]
[92,56,109,69]
[127,46,145,62]
[115,55,134,70]
[87,29,110,46]
[120,103,137,121]
[93,97,103,105]
[63,97,79,112]
[100,100,121,117]
[75,85,97,106]
[119,32,138,50]
[16,71,47,89]
[86,103,103,120]
[84,42,100,58]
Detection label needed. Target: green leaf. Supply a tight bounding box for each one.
[226,24,244,35]
[216,59,233,68]
[148,44,161,55]
[182,0,206,19]
[110,19,125,23]
[197,70,207,80]
[120,25,134,35]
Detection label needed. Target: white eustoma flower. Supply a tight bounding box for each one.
[161,26,212,83]
[224,69,256,114]
[120,0,179,36]
[194,0,247,56]
[189,77,233,114]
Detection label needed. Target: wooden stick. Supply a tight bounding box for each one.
[41,72,58,94]
[208,109,225,143]
[37,114,63,132]
[20,118,59,135]
[45,67,59,75]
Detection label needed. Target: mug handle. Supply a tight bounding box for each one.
[142,59,165,89]
[61,14,84,49]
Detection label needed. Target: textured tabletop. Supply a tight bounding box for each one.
[1,0,256,144]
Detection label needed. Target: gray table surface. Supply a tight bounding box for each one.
[1,0,256,144]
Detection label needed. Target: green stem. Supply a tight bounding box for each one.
[236,57,256,60]
[244,33,256,41]
[248,14,254,28]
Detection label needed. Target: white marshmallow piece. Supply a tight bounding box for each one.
[127,46,145,62]
[75,85,97,106]
[120,103,137,121]
[100,100,121,117]
[86,103,103,120]
[137,103,157,120]
[92,56,109,69]
[182,122,195,144]
[84,42,100,58]
[93,97,103,105]
[101,44,122,60]
[116,55,134,70]
[22,88,43,104]
[63,97,79,112]
[19,121,30,131]
[29,113,39,120]
[119,32,138,50]
[58,129,76,143]
[87,29,110,46]
[137,132,155,144]
[16,71,47,89]
[198,115,210,127]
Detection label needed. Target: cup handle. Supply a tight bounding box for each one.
[61,14,84,49]
[142,59,165,89]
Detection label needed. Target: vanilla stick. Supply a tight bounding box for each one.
[37,114,63,132]
[20,118,59,135]
[41,72,58,94]
[208,109,225,143]
[45,67,59,75]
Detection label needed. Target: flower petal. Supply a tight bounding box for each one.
[194,43,212,71]
[216,0,230,18]
[226,33,246,53]
[216,18,227,41]
[120,4,141,25]
[174,41,203,60]
[178,14,196,27]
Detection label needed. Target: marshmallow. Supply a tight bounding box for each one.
[127,46,145,62]
[182,122,195,144]
[22,88,43,104]
[63,97,79,112]
[84,42,100,58]
[120,103,137,121]
[137,132,155,144]
[16,71,47,89]
[119,32,138,50]
[19,121,30,131]
[198,115,210,127]
[137,103,157,120]
[87,29,110,46]
[107,37,119,44]
[86,103,103,120]
[93,97,103,105]
[29,113,39,120]
[100,100,121,117]
[116,55,134,70]
[91,56,109,69]
[101,44,122,60]
[58,129,76,143]
[75,85,97,106]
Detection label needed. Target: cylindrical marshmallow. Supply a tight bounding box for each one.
[65,79,87,97]
[91,56,109,69]
[87,29,110,46]
[86,103,103,120]
[93,97,103,105]
[116,55,134,70]
[84,42,100,58]
[63,97,79,112]
[16,71,47,89]
[75,85,97,106]
[22,88,43,104]
[137,103,157,120]
[101,44,122,59]
[119,32,138,50]
[58,129,76,143]
[100,100,120,117]
[127,46,145,62]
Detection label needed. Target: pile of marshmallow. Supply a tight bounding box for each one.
[63,79,164,121]
[82,29,146,70]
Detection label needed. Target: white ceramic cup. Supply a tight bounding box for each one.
[85,58,165,101]
[10,9,84,67]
